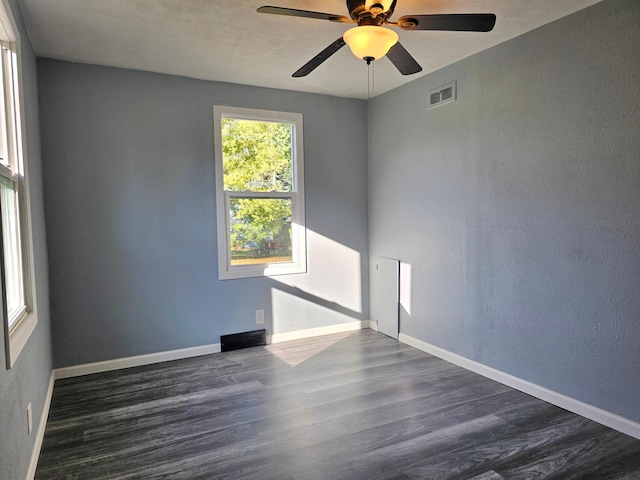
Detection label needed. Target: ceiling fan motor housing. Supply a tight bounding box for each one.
[347,0,396,24]
[347,0,368,20]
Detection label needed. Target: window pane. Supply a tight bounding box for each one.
[0,177,24,327]
[221,118,293,192]
[229,197,292,266]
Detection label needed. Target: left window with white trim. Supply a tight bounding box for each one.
[1,2,38,368]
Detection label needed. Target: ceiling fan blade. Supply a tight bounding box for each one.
[257,6,350,23]
[386,42,422,75]
[397,14,496,32]
[293,37,346,77]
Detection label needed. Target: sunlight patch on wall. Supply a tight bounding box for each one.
[272,229,362,314]
[400,261,412,316]
[271,287,360,336]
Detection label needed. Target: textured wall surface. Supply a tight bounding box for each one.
[0,0,52,478]
[368,0,640,422]
[37,61,369,368]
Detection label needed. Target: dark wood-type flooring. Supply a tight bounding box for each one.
[36,330,640,479]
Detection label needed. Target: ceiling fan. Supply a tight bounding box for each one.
[257,0,496,77]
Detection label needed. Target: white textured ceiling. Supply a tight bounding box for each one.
[19,0,603,99]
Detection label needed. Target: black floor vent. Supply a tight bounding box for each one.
[221,329,266,352]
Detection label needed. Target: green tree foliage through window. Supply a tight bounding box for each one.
[222,119,292,192]
[221,118,294,265]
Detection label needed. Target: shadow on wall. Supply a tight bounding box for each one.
[266,229,366,335]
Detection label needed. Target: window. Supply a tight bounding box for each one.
[214,106,306,280]
[1,2,38,368]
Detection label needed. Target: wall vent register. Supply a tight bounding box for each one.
[429,81,457,109]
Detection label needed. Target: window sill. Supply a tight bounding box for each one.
[220,262,306,280]
[6,311,37,368]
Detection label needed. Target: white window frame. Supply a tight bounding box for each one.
[214,106,306,280]
[1,0,38,368]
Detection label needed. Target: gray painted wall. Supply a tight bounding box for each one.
[368,0,640,423]
[0,0,52,478]
[37,60,369,368]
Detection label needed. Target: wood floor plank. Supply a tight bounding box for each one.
[35,330,640,479]
[494,423,640,479]
[399,414,589,479]
[468,472,504,480]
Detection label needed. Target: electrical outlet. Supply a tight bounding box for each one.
[255,309,264,325]
[27,402,33,435]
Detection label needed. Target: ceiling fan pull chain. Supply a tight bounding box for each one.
[367,59,376,99]
[367,61,371,99]
[372,60,375,92]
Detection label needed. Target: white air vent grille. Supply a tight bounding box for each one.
[428,81,457,110]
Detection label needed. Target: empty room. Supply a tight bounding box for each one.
[1,0,639,478]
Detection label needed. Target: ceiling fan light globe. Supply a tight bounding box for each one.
[343,26,399,61]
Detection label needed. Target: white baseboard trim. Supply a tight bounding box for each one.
[398,333,640,441]
[26,371,54,480]
[368,320,379,332]
[53,322,375,380]
[54,343,222,380]
[269,320,370,344]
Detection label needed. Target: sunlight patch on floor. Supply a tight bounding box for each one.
[264,331,354,367]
